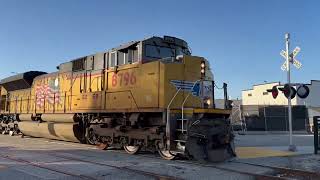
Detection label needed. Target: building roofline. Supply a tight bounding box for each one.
[242,80,320,92]
[242,81,280,92]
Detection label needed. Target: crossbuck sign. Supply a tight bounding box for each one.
[280,46,302,71]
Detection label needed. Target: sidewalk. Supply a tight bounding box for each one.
[236,146,313,159]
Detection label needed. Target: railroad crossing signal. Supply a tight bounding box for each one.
[267,84,309,100]
[280,46,302,71]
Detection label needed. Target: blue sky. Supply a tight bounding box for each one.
[0,0,318,99]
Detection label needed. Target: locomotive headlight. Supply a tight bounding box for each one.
[201,62,205,68]
[206,99,211,106]
[204,98,211,108]
[200,61,206,78]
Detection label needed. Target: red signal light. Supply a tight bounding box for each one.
[267,86,279,99]
[271,86,278,99]
[282,84,296,99]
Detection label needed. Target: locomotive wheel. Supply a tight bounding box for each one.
[156,143,176,160]
[9,130,14,136]
[97,143,109,150]
[123,146,140,154]
[86,128,98,145]
[158,149,176,160]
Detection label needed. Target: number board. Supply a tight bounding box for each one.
[111,71,137,88]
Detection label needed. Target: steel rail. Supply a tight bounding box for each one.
[0,153,96,180]
[49,153,180,180]
[233,161,320,180]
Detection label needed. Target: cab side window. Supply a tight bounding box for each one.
[109,52,117,67]
[107,45,139,69]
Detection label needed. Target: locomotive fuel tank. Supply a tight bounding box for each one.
[18,121,83,142]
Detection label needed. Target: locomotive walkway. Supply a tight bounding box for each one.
[0,134,318,180]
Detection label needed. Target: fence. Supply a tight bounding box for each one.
[314,116,320,154]
[230,105,310,132]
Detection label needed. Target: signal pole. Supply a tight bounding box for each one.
[285,33,296,151]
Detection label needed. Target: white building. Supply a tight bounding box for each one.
[242,80,320,107]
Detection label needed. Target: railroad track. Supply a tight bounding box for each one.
[46,149,284,180]
[0,153,96,180]
[180,159,320,180]
[233,161,320,180]
[49,153,180,180]
[1,135,320,180]
[122,151,320,180]
[0,150,179,180]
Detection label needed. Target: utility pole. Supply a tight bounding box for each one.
[285,33,296,152]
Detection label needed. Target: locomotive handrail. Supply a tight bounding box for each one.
[166,87,182,149]
[166,79,201,147]
[181,80,201,133]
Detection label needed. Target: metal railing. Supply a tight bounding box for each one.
[165,80,202,148]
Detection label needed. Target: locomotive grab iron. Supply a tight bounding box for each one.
[0,36,235,162]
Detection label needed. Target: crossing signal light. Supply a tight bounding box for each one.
[279,84,296,99]
[267,86,279,99]
[297,84,310,99]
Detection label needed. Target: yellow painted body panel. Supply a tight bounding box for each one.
[161,56,204,109]
[7,89,31,114]
[1,55,221,115]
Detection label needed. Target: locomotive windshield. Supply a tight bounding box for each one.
[145,44,190,59]
[141,37,191,63]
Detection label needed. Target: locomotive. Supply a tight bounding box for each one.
[0,36,235,162]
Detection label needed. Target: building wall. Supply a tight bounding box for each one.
[296,80,320,107]
[242,80,320,107]
[242,82,297,106]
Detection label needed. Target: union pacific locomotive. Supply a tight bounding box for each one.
[0,36,235,162]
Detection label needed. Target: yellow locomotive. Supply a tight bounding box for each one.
[0,36,235,162]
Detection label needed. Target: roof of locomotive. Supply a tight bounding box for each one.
[0,71,47,91]
[109,36,189,52]
[59,36,190,66]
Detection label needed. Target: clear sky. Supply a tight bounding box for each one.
[0,0,318,99]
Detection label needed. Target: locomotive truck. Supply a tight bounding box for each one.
[0,36,235,162]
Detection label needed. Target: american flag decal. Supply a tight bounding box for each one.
[35,78,61,107]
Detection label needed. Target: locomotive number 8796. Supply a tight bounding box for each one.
[0,36,235,162]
